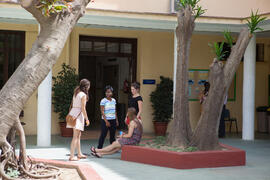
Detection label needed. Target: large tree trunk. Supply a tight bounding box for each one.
[0,0,90,178]
[189,59,226,150]
[167,6,194,147]
[190,28,251,150]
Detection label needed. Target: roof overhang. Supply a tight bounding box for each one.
[1,5,270,34]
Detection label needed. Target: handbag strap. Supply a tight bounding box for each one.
[69,95,82,119]
[69,96,74,112]
[75,111,82,119]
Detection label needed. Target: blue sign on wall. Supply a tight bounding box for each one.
[143,79,156,85]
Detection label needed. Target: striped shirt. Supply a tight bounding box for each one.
[100,98,116,120]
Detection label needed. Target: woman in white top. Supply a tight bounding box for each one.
[67,79,90,161]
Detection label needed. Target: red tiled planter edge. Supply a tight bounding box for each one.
[32,158,102,180]
[121,144,246,169]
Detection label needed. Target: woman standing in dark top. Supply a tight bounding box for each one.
[126,82,143,124]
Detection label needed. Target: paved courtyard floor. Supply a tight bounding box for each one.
[16,133,270,180]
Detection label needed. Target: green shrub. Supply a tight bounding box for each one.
[150,76,173,122]
[52,63,79,121]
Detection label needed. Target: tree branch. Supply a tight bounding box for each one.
[20,0,46,24]
[224,27,251,87]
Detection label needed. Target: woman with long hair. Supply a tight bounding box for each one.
[67,79,90,161]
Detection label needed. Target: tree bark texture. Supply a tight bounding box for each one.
[0,0,90,179]
[167,6,194,147]
[190,28,251,150]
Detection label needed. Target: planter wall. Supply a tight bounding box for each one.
[121,144,245,169]
[33,158,101,180]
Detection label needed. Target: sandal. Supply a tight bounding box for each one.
[69,157,79,161]
[91,152,102,158]
[90,146,96,153]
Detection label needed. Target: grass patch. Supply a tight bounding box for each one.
[139,136,198,152]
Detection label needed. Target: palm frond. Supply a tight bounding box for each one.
[209,42,227,60]
[223,30,234,48]
[246,9,267,34]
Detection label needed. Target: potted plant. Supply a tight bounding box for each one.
[150,76,173,136]
[52,63,79,137]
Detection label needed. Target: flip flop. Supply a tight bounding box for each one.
[90,146,96,153]
[91,152,102,158]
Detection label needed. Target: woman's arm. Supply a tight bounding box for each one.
[115,110,119,126]
[122,121,135,138]
[199,93,204,104]
[137,100,143,118]
[100,106,110,127]
[81,96,89,125]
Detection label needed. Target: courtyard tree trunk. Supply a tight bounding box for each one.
[190,28,251,150]
[167,6,194,147]
[0,0,90,179]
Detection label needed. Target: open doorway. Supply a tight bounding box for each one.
[79,36,137,129]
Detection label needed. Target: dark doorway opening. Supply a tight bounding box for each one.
[79,36,137,129]
[0,30,25,89]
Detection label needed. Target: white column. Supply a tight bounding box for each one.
[170,0,175,13]
[242,34,256,140]
[173,31,177,102]
[37,70,52,146]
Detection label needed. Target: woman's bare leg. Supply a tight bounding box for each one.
[70,129,80,160]
[77,131,86,157]
[96,141,121,153]
[98,147,121,156]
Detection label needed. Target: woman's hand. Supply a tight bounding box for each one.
[117,132,126,138]
[117,134,124,138]
[86,119,90,126]
[116,119,119,127]
[105,120,110,127]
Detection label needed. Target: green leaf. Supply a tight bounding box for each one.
[223,30,234,48]
[247,9,267,34]
[209,42,227,60]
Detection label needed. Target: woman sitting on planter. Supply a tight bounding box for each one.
[90,107,143,158]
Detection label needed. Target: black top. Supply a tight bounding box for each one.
[128,96,143,114]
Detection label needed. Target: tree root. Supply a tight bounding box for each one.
[0,123,62,179]
[0,151,62,179]
[15,119,28,170]
[0,142,16,180]
[20,163,61,179]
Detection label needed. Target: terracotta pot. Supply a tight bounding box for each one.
[59,122,73,137]
[153,121,168,136]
